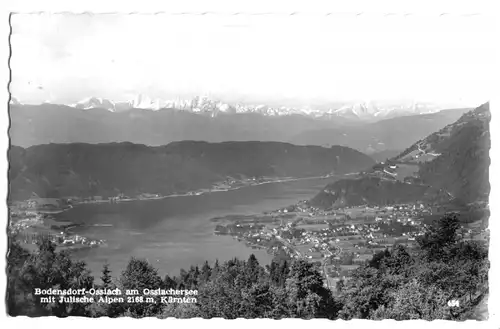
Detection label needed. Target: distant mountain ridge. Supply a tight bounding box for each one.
[9,102,470,154]
[332,100,445,120]
[70,95,175,112]
[8,141,375,200]
[310,102,490,208]
[11,95,471,121]
[289,108,471,153]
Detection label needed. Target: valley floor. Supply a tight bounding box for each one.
[212,200,489,293]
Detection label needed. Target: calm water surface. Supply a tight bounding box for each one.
[54,177,337,278]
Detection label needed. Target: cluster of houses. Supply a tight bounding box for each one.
[9,197,104,250]
[259,203,439,278]
[214,200,459,289]
[10,197,65,211]
[58,233,104,247]
[8,215,44,235]
[14,229,104,248]
[64,193,154,204]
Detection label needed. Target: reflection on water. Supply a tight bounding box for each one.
[54,177,336,277]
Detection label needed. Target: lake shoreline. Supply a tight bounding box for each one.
[50,175,340,276]
[69,173,341,208]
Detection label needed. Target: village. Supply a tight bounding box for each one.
[212,199,488,291]
[8,197,104,252]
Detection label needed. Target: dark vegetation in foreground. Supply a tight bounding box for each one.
[6,214,488,320]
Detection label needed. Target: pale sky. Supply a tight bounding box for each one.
[9,13,495,106]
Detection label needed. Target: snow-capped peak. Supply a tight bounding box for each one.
[63,95,452,121]
[74,97,116,111]
[333,100,442,120]
[131,94,168,111]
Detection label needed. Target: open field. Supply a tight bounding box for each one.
[393,164,420,181]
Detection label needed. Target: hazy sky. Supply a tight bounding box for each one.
[10,13,495,106]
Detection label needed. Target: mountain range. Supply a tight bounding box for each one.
[11,95,467,121]
[8,141,375,201]
[331,100,447,120]
[289,108,471,153]
[9,102,470,154]
[310,102,490,208]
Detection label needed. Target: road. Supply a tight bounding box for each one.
[273,234,345,291]
[274,235,302,258]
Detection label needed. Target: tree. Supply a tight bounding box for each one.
[284,260,338,319]
[161,300,200,319]
[183,265,200,289]
[268,259,290,287]
[100,262,113,289]
[240,282,274,318]
[200,261,212,283]
[246,254,261,283]
[198,269,243,318]
[370,280,451,320]
[381,245,414,277]
[18,237,94,317]
[339,213,488,320]
[119,257,163,317]
[88,262,122,317]
[6,239,31,316]
[418,213,461,261]
[210,259,220,281]
[368,248,391,269]
[163,274,177,289]
[335,279,345,293]
[339,266,389,319]
[267,286,290,318]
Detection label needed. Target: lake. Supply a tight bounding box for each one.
[54,176,338,279]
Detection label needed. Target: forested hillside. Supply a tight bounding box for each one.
[417,104,490,203]
[8,141,374,200]
[311,103,490,208]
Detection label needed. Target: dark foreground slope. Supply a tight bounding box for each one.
[8,141,374,200]
[311,103,490,208]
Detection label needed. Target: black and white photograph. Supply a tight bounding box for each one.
[4,6,495,321]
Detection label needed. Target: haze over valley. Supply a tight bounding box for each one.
[9,100,471,156]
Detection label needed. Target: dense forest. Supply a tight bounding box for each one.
[6,214,488,320]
